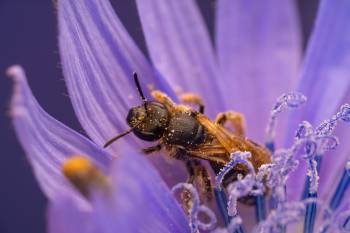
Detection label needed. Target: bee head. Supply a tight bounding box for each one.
[103,72,168,148]
[127,101,170,141]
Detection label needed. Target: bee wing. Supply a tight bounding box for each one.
[196,114,240,152]
[197,114,272,169]
[187,143,229,165]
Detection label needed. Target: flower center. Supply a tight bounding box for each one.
[172,93,350,233]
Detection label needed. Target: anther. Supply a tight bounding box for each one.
[62,155,109,198]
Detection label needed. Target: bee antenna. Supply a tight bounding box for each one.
[103,122,141,148]
[133,72,149,115]
[133,72,147,102]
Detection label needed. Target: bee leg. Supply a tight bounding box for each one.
[185,160,196,183]
[195,162,213,201]
[180,160,197,215]
[186,159,213,201]
[151,90,176,109]
[180,93,205,113]
[142,144,162,154]
[215,111,246,137]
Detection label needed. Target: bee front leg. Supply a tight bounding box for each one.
[179,93,205,113]
[142,144,162,154]
[215,111,246,137]
[151,90,176,110]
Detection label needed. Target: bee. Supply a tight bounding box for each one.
[104,73,271,202]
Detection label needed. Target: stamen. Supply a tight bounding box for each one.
[303,192,317,233]
[265,141,275,153]
[342,215,350,231]
[266,122,319,207]
[171,183,217,232]
[297,124,323,200]
[62,155,109,198]
[255,201,305,233]
[265,146,301,205]
[256,141,276,222]
[214,188,231,226]
[298,105,349,233]
[315,104,350,136]
[215,151,255,189]
[262,134,307,232]
[255,195,266,222]
[214,152,254,227]
[227,174,257,216]
[215,152,264,233]
[256,198,329,233]
[256,102,350,233]
[318,203,350,233]
[265,92,306,144]
[297,131,320,233]
[330,161,350,210]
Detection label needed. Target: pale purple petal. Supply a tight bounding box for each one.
[47,196,96,233]
[58,0,176,151]
[92,153,190,233]
[216,0,301,143]
[7,65,111,203]
[287,0,350,200]
[136,0,225,117]
[58,0,188,187]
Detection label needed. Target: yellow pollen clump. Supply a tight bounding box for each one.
[62,155,108,198]
[63,156,94,178]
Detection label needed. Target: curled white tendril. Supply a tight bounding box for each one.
[172,183,217,233]
[295,104,350,194]
[265,92,307,144]
[264,108,346,203]
[263,141,302,204]
[315,104,350,136]
[214,151,267,232]
[215,151,255,190]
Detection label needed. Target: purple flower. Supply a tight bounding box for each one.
[7,0,350,232]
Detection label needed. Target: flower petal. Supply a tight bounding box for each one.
[8,65,111,202]
[136,0,225,117]
[92,153,190,233]
[47,196,96,233]
[286,0,350,200]
[293,1,350,126]
[58,0,176,150]
[216,0,301,142]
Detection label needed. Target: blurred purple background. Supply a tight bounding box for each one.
[0,1,318,232]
